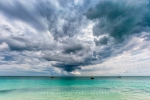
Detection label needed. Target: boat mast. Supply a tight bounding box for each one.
[91,72,93,77]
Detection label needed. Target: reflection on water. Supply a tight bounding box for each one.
[0,76,150,100]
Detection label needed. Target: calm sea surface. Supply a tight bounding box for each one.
[0,76,150,100]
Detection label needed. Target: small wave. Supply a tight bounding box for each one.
[0,88,33,94]
[0,89,17,94]
[0,88,50,94]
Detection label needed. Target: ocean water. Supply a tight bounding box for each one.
[0,76,150,100]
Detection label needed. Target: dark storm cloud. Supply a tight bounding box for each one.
[86,0,150,43]
[1,0,150,73]
[43,52,96,72]
[43,54,82,72]
[42,37,95,72]
[52,63,81,72]
[50,56,95,72]
[42,42,94,72]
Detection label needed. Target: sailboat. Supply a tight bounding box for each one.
[51,76,54,78]
[91,72,94,79]
[117,74,121,78]
[50,72,54,78]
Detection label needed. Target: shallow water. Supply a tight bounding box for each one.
[0,76,150,100]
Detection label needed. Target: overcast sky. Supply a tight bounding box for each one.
[0,0,150,76]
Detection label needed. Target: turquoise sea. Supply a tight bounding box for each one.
[0,76,150,100]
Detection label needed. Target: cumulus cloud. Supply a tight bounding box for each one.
[0,42,9,51]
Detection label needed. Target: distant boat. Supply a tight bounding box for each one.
[117,74,121,78]
[51,76,54,78]
[50,72,54,78]
[91,72,94,79]
[91,77,94,79]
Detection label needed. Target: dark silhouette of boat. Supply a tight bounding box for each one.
[51,76,54,78]
[117,76,121,78]
[91,77,94,79]
[91,72,94,79]
[50,72,54,78]
[117,74,121,78]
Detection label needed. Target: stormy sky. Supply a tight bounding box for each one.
[0,0,150,76]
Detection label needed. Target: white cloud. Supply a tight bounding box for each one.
[80,48,150,76]
[71,70,81,75]
[0,42,9,50]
